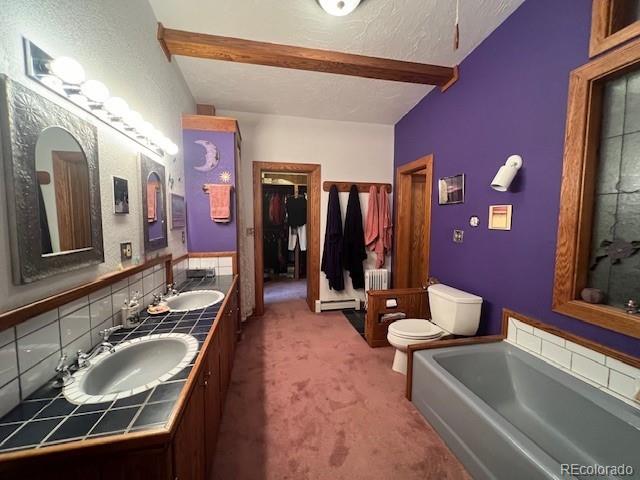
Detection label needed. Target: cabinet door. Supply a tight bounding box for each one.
[173,375,206,480]
[205,334,222,478]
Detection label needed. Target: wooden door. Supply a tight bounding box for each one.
[204,334,221,478]
[52,151,91,251]
[393,156,433,289]
[173,376,206,480]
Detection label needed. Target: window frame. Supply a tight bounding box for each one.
[553,37,640,340]
[590,0,640,57]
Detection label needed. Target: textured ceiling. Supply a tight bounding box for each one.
[149,0,524,124]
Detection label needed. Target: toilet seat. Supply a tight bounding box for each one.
[388,319,444,340]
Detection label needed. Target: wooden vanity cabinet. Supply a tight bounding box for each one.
[0,278,239,480]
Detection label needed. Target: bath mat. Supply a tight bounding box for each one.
[342,309,366,338]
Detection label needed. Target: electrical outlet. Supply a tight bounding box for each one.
[453,229,464,243]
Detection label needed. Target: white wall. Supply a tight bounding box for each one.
[219,110,394,312]
[0,0,195,312]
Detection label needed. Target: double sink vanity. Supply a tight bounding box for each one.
[0,275,240,480]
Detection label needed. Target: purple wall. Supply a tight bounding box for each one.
[183,129,237,252]
[394,0,640,356]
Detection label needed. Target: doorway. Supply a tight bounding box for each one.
[393,155,433,288]
[253,162,321,315]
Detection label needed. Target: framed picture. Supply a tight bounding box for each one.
[488,205,513,230]
[113,176,129,214]
[438,174,465,205]
[171,194,186,229]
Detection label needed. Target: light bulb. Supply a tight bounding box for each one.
[165,142,179,156]
[104,97,129,118]
[150,129,165,146]
[50,56,86,85]
[138,121,154,137]
[318,0,361,16]
[81,80,109,103]
[123,110,143,129]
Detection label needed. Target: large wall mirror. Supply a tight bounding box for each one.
[0,76,103,284]
[141,155,168,251]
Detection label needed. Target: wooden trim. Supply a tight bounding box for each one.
[553,36,640,339]
[188,251,238,275]
[503,309,640,368]
[253,162,321,315]
[181,114,239,133]
[0,254,172,332]
[439,65,459,92]
[196,104,216,116]
[322,181,392,193]
[157,22,171,61]
[172,253,189,265]
[157,23,457,86]
[393,155,433,289]
[590,0,640,57]
[405,335,505,400]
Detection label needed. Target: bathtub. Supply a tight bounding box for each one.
[411,342,640,480]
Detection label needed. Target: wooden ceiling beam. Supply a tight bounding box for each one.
[157,23,458,88]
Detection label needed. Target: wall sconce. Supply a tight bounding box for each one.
[491,155,523,192]
[23,39,179,156]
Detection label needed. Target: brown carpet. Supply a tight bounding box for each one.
[213,297,469,480]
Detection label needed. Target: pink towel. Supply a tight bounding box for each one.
[147,181,158,222]
[376,185,392,268]
[364,185,379,249]
[206,184,232,223]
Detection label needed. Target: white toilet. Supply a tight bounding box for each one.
[387,283,482,374]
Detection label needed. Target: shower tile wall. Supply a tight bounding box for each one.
[0,264,166,418]
[589,69,640,307]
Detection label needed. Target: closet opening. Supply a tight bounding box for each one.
[253,162,321,315]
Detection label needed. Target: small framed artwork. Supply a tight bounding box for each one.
[113,176,129,214]
[438,174,465,205]
[488,205,513,230]
[171,194,186,230]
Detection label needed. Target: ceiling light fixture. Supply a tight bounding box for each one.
[318,0,361,17]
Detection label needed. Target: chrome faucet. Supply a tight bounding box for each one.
[626,299,638,315]
[53,353,74,388]
[77,325,123,369]
[166,282,179,297]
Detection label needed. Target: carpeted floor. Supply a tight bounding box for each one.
[212,297,469,480]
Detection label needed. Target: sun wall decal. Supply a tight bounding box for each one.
[219,170,232,183]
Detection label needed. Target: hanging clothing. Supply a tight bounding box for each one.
[286,195,307,227]
[288,226,307,252]
[321,185,344,291]
[205,184,232,223]
[364,185,379,249]
[269,193,285,225]
[343,185,367,289]
[375,185,392,268]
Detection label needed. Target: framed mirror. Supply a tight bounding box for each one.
[141,154,168,251]
[0,75,104,284]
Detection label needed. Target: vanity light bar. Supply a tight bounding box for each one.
[23,39,179,156]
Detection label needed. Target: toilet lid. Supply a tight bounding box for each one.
[388,319,444,339]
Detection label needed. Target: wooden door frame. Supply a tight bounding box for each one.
[393,155,433,288]
[253,161,321,315]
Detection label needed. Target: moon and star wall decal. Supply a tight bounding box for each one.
[193,139,220,172]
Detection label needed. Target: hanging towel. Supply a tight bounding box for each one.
[321,185,344,291]
[343,185,367,289]
[205,184,232,223]
[364,185,379,250]
[147,181,158,222]
[375,185,392,268]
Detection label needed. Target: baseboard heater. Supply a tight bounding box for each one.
[315,299,360,313]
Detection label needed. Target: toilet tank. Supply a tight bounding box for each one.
[428,284,482,336]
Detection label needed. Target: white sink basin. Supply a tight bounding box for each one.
[63,333,198,404]
[164,290,224,312]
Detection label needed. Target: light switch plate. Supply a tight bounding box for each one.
[453,229,464,243]
[120,242,132,261]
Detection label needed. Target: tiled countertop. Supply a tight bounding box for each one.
[0,276,233,454]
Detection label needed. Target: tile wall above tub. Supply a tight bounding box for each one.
[0,264,167,418]
[506,317,640,409]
